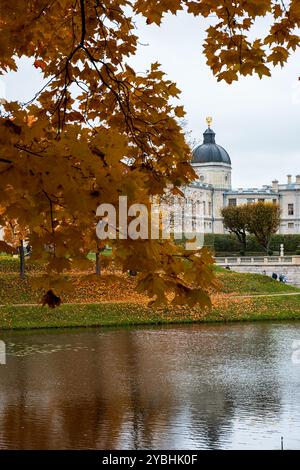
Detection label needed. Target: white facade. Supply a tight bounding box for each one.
[184,126,300,235]
[1,124,299,239]
[193,162,232,190]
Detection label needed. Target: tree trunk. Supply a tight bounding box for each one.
[19,240,25,279]
[95,251,101,275]
[241,234,247,256]
[237,232,247,256]
[266,238,272,256]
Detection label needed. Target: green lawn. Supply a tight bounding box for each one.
[217,270,300,294]
[0,260,298,306]
[87,249,112,260]
[1,255,300,330]
[0,295,299,330]
[0,255,43,274]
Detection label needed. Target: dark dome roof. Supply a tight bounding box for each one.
[192,128,231,165]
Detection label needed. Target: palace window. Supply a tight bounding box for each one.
[288,223,294,229]
[208,202,212,216]
[228,198,237,206]
[247,198,255,204]
[288,204,294,216]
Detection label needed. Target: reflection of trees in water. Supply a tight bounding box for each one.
[186,390,235,449]
[184,323,283,448]
[0,324,286,449]
[0,330,175,449]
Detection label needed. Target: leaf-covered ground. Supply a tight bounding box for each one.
[0,256,44,274]
[0,256,299,306]
[0,272,147,305]
[0,295,300,330]
[1,256,300,330]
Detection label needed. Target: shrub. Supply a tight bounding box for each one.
[203,234,300,255]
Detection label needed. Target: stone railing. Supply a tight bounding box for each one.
[215,256,300,266]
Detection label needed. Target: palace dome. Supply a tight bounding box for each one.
[192,127,231,165]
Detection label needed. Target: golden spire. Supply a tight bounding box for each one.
[206,116,213,128]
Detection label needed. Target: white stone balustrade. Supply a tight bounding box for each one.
[215,256,300,287]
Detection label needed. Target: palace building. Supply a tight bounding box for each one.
[1,119,299,241]
[184,118,300,235]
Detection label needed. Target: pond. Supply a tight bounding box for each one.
[0,321,300,450]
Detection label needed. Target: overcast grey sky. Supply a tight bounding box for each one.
[1,10,300,189]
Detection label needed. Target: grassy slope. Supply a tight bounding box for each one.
[1,261,299,305]
[0,296,300,330]
[217,270,300,294]
[0,256,300,330]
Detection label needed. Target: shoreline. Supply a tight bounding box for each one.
[1,294,300,331]
[1,265,300,332]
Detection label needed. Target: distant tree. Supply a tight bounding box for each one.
[221,205,249,255]
[80,227,108,275]
[246,202,281,255]
[95,243,107,275]
[3,221,29,279]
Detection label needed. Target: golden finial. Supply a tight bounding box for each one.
[206,116,213,128]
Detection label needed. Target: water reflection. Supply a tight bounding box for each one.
[0,322,300,449]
